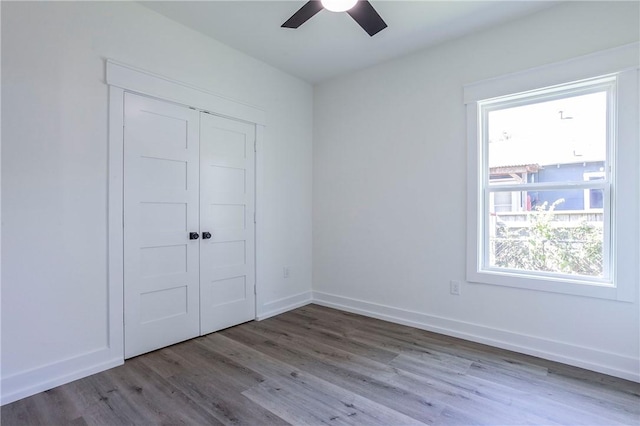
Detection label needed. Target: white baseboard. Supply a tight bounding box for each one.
[1,347,123,406]
[4,289,636,406]
[257,291,313,321]
[1,290,314,406]
[312,291,640,383]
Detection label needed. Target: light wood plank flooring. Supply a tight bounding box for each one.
[2,304,639,425]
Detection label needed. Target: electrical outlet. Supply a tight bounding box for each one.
[450,280,461,296]
[283,266,290,279]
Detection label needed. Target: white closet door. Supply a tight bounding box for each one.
[199,113,256,334]
[124,93,200,358]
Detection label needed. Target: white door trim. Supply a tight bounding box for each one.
[107,86,126,363]
[106,60,266,125]
[107,61,266,361]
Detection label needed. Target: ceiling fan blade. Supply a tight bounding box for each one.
[282,0,324,29]
[347,0,387,37]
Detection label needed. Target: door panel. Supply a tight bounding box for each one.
[124,93,200,358]
[199,113,256,334]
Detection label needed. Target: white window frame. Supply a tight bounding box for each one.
[465,43,639,301]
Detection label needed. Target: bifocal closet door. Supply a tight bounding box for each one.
[123,93,201,358]
[199,113,256,334]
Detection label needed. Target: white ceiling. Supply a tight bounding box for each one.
[142,1,559,84]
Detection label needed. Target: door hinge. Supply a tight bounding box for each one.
[253,211,256,224]
[254,139,257,152]
[254,285,257,295]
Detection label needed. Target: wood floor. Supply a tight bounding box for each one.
[2,304,639,425]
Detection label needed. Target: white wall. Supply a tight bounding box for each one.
[3,0,638,407]
[313,1,640,380]
[1,1,312,404]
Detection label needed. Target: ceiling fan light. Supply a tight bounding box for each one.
[321,0,358,13]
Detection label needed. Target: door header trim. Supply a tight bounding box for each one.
[106,60,267,126]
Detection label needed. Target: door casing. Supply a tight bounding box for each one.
[107,60,266,359]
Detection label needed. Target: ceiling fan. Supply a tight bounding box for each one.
[282,0,387,37]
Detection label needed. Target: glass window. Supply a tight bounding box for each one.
[481,82,611,281]
[464,45,639,301]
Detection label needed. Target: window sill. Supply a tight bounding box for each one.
[467,268,632,302]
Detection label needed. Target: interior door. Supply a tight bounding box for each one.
[199,112,256,334]
[124,93,201,358]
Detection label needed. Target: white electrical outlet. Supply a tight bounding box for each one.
[450,280,461,295]
[283,267,290,279]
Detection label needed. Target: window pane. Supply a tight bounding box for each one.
[584,172,605,209]
[488,91,607,185]
[588,189,603,209]
[488,190,604,277]
[488,187,604,213]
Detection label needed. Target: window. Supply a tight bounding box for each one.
[483,80,611,281]
[465,44,639,300]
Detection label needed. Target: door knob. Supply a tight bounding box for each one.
[202,232,212,240]
[189,232,199,240]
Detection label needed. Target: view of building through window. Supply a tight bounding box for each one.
[484,90,608,278]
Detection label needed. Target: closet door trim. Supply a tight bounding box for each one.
[107,61,265,360]
[106,60,266,125]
